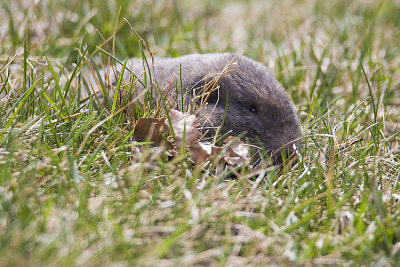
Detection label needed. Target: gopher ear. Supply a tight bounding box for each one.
[203,86,220,104]
[190,76,220,104]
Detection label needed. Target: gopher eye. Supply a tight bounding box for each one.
[249,105,257,113]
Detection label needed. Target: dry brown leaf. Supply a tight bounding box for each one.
[133,118,167,145]
[223,136,251,166]
[132,112,251,167]
[188,141,221,165]
[167,109,200,148]
[189,141,211,165]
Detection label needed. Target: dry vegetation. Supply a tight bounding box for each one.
[0,0,400,266]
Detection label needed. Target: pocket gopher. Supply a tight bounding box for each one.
[84,53,301,164]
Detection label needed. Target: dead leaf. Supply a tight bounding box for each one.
[223,136,251,166]
[189,141,210,165]
[167,109,200,148]
[133,118,167,145]
[189,141,224,165]
[131,112,251,168]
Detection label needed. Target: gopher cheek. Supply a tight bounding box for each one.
[197,105,225,127]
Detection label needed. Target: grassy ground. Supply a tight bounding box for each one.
[1,0,400,266]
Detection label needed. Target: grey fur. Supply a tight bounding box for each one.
[84,53,301,164]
